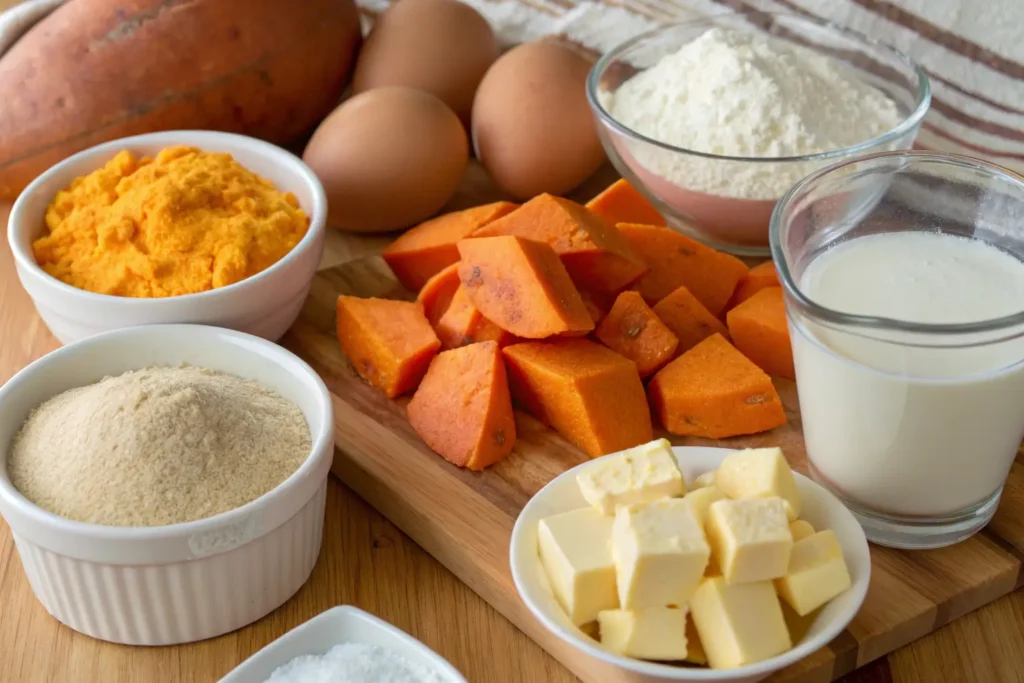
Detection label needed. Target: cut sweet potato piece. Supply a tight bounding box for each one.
[435,285,517,349]
[648,333,786,438]
[407,341,516,471]
[594,291,678,378]
[729,261,780,308]
[586,178,666,227]
[416,262,462,326]
[382,201,518,291]
[471,193,646,293]
[336,296,441,398]
[502,339,652,457]
[652,286,730,355]
[456,236,594,338]
[726,287,794,380]
[579,288,614,325]
[619,223,748,315]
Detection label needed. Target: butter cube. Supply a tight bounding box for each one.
[577,439,685,515]
[789,519,815,542]
[612,498,710,609]
[692,470,717,489]
[685,615,708,665]
[706,498,793,584]
[690,577,792,669]
[598,607,688,660]
[715,448,801,520]
[774,530,852,616]
[682,486,725,528]
[538,507,618,625]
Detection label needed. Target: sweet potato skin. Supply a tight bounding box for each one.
[407,341,516,470]
[729,260,780,308]
[336,295,440,398]
[586,179,665,227]
[726,286,795,380]
[594,291,678,378]
[0,0,362,199]
[456,235,594,338]
[652,286,730,355]
[417,262,462,326]
[383,201,517,291]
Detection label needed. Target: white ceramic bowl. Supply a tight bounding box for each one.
[510,446,871,683]
[7,130,327,344]
[0,324,335,645]
[220,605,467,682]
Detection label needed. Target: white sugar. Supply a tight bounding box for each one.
[264,643,448,683]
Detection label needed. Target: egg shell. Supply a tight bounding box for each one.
[352,0,499,124]
[303,87,469,233]
[472,42,606,200]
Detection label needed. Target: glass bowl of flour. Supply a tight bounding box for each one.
[587,11,930,257]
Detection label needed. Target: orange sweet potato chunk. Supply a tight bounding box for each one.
[471,193,647,293]
[435,285,517,349]
[619,223,748,315]
[502,339,652,457]
[580,289,611,325]
[457,236,594,338]
[382,201,518,291]
[652,286,730,355]
[726,287,794,380]
[648,334,786,439]
[407,341,516,471]
[595,291,678,378]
[336,296,441,398]
[416,262,462,326]
[729,260,780,308]
[586,178,666,227]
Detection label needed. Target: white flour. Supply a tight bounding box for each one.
[601,27,904,199]
[263,643,448,683]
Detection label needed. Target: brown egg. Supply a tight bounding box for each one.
[303,87,468,233]
[351,0,499,124]
[472,42,606,200]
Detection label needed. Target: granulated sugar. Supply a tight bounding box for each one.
[264,643,448,683]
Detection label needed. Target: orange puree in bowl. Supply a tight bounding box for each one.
[33,146,309,298]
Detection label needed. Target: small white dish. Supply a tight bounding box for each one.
[220,605,467,683]
[7,129,327,343]
[509,446,871,683]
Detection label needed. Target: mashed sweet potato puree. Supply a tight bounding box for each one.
[33,146,309,298]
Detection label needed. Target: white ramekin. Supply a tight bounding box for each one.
[0,324,335,646]
[6,130,328,344]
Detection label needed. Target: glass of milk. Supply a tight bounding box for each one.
[771,151,1024,549]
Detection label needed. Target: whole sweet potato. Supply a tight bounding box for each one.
[0,0,361,199]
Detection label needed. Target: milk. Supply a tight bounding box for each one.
[792,232,1024,518]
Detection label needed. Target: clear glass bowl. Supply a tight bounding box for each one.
[586,11,931,257]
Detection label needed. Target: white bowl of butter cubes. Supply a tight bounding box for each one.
[510,441,870,683]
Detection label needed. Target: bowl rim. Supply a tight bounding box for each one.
[0,323,334,545]
[509,445,872,680]
[6,130,328,306]
[586,11,932,164]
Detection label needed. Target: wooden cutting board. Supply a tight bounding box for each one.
[280,165,1024,683]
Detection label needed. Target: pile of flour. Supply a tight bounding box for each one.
[601,27,904,199]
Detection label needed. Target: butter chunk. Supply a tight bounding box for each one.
[706,498,793,584]
[774,530,852,616]
[598,607,688,660]
[685,615,708,665]
[612,498,710,609]
[789,519,815,542]
[715,448,801,520]
[538,507,618,625]
[682,485,725,528]
[690,577,792,669]
[692,470,717,489]
[577,439,685,515]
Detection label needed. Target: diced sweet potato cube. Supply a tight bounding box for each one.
[619,223,748,315]
[648,334,786,438]
[579,289,613,325]
[586,178,666,227]
[652,286,730,355]
[416,262,462,326]
[407,341,516,470]
[456,236,594,338]
[382,201,518,291]
[471,193,646,293]
[435,285,517,349]
[729,261,780,308]
[726,287,794,380]
[336,296,441,398]
[503,339,652,457]
[594,291,678,378]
